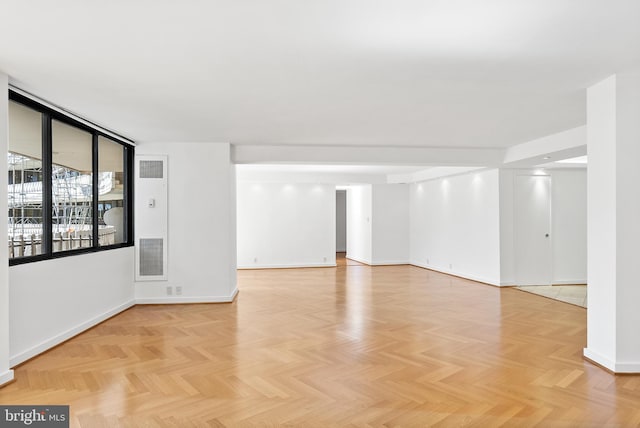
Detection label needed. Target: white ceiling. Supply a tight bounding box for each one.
[1,1,639,152]
[238,164,427,175]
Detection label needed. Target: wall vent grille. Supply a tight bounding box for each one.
[139,238,164,276]
[139,160,164,179]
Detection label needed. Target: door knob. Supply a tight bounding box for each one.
[545,233,549,237]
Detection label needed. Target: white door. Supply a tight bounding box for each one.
[515,175,552,286]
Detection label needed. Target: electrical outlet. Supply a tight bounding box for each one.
[449,264,453,269]
[323,257,327,262]
[166,286,172,296]
[254,257,258,263]
[176,286,182,295]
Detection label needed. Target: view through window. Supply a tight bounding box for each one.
[7,93,133,263]
[8,100,43,258]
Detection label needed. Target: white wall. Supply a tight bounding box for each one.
[9,248,134,366]
[135,142,237,303]
[336,190,347,252]
[371,184,410,264]
[0,73,12,385]
[346,185,372,264]
[499,168,587,285]
[551,169,587,284]
[499,170,515,284]
[410,169,502,285]
[237,182,336,268]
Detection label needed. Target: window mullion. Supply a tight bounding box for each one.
[42,113,52,255]
[92,133,99,248]
[124,145,133,243]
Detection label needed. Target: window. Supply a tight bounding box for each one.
[51,119,93,253]
[8,90,134,264]
[8,101,43,258]
[98,136,126,246]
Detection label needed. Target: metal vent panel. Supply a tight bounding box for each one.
[139,238,164,276]
[139,160,164,179]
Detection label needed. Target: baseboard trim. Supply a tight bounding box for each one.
[553,280,587,285]
[10,299,135,367]
[345,255,372,265]
[503,280,587,286]
[370,260,411,266]
[238,263,336,270]
[0,370,14,387]
[584,348,615,372]
[410,262,501,287]
[136,288,239,304]
[583,348,640,373]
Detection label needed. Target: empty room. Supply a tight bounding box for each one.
[1,1,640,426]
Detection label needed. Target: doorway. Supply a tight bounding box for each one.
[514,175,552,286]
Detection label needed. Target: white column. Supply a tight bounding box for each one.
[585,72,640,372]
[0,72,14,385]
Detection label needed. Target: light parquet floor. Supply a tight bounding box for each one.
[2,263,640,427]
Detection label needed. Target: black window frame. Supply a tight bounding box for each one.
[8,90,134,266]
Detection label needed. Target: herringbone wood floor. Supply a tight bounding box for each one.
[2,263,640,427]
